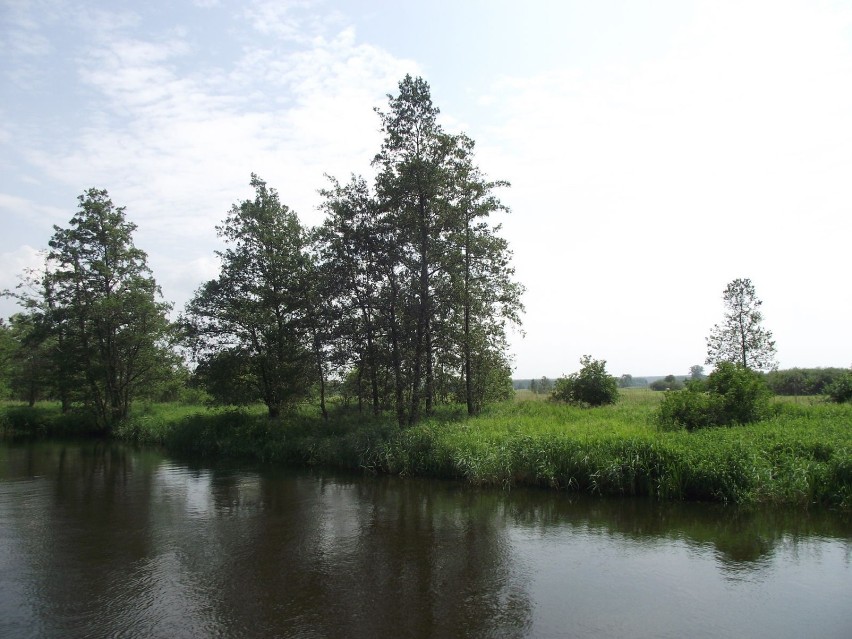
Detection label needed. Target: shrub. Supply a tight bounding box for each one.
[707,362,772,424]
[650,375,684,391]
[657,387,716,431]
[824,371,852,403]
[655,362,771,431]
[551,355,618,407]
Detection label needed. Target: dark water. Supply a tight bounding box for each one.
[0,442,850,639]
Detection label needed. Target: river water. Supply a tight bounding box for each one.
[0,441,849,638]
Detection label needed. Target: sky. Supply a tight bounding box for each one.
[1,0,851,379]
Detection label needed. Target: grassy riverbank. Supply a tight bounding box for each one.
[2,391,850,509]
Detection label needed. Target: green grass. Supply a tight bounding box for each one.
[3,390,850,509]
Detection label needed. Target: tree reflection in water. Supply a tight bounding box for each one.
[0,442,849,639]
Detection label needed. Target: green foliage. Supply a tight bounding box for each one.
[824,371,852,403]
[6,189,173,430]
[0,320,14,399]
[0,403,103,438]
[184,175,314,418]
[313,76,523,424]
[707,362,772,424]
[58,393,851,509]
[10,390,847,508]
[706,278,777,371]
[656,362,771,431]
[552,355,618,407]
[650,375,684,391]
[656,386,714,431]
[618,375,648,388]
[765,367,849,396]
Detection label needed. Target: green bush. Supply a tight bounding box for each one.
[656,362,771,431]
[552,355,618,407]
[707,362,772,424]
[657,387,716,431]
[765,367,849,396]
[824,371,852,403]
[649,375,684,391]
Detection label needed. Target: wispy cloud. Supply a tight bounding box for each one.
[244,0,344,43]
[0,245,46,304]
[6,0,417,315]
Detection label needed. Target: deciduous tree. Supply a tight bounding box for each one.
[39,189,172,429]
[184,175,313,418]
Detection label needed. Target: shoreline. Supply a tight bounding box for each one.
[2,394,850,510]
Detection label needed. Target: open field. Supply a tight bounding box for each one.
[2,390,850,509]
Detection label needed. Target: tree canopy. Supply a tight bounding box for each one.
[6,189,172,429]
[184,175,314,418]
[4,76,525,426]
[313,75,523,423]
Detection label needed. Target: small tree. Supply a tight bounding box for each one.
[650,375,683,391]
[689,365,705,380]
[706,278,777,371]
[552,355,618,407]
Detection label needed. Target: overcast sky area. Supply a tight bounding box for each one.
[2,0,850,378]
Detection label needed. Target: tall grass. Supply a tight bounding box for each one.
[3,391,850,509]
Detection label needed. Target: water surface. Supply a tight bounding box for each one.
[1,441,849,638]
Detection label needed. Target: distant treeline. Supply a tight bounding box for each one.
[764,368,850,396]
[515,368,850,397]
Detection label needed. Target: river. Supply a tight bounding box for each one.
[1,441,850,638]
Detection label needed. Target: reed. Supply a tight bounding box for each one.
[3,392,849,509]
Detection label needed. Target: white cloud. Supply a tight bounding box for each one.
[3,0,850,373]
[0,193,66,228]
[244,0,344,43]
[0,245,46,318]
[9,2,418,319]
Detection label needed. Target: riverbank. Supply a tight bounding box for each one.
[2,391,850,509]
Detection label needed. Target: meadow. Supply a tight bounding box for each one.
[2,389,850,509]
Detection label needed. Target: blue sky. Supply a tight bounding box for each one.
[2,0,851,377]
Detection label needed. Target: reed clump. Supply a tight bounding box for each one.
[3,391,850,509]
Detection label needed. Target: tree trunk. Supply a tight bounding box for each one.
[409,206,430,425]
[464,222,474,416]
[387,273,406,426]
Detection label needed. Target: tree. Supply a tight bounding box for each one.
[20,189,173,429]
[689,365,705,381]
[315,75,523,424]
[706,278,777,371]
[0,319,13,399]
[824,369,852,403]
[618,374,634,388]
[765,367,848,396]
[3,312,55,405]
[373,75,450,423]
[649,375,683,391]
[551,355,618,407]
[184,175,314,418]
[315,175,389,417]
